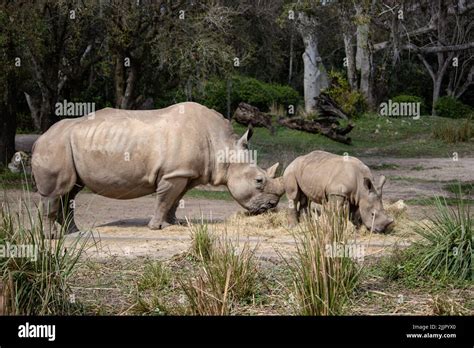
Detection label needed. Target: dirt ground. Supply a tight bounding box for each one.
[3,156,471,260]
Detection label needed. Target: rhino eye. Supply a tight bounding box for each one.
[255,177,264,187]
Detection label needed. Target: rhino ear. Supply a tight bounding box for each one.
[266,162,280,178]
[363,177,375,192]
[237,126,254,149]
[378,175,386,192]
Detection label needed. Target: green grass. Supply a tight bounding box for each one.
[379,191,472,285]
[0,199,88,315]
[283,203,361,315]
[444,182,473,196]
[411,193,472,281]
[369,163,399,170]
[235,114,474,167]
[181,224,259,315]
[137,261,171,291]
[184,189,232,201]
[0,168,33,190]
[406,197,474,206]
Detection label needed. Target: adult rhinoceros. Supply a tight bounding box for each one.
[32,102,284,234]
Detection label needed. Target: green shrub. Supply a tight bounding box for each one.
[198,75,301,115]
[325,70,367,118]
[152,75,300,116]
[434,96,472,119]
[391,94,427,115]
[411,191,472,281]
[16,113,36,134]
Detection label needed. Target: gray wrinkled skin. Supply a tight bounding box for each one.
[32,102,283,234]
[283,150,394,233]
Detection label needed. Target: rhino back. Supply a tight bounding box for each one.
[34,102,234,199]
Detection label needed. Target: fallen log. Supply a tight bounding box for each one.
[232,102,274,134]
[315,92,349,120]
[278,117,353,144]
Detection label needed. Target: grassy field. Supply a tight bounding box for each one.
[235,114,474,167]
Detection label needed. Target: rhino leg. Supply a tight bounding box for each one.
[285,174,301,227]
[40,184,83,238]
[57,184,83,234]
[149,177,188,230]
[39,196,61,239]
[299,194,309,218]
[165,190,186,225]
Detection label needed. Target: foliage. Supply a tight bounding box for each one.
[283,203,361,315]
[411,192,472,281]
[325,71,367,118]
[190,222,215,262]
[181,223,258,315]
[196,75,301,115]
[0,201,88,315]
[434,96,472,119]
[382,189,472,285]
[432,118,473,143]
[137,261,171,292]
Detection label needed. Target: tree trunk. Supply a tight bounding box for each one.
[0,73,18,166]
[114,54,125,108]
[343,32,358,90]
[297,14,328,114]
[288,29,294,84]
[278,117,353,144]
[355,4,375,108]
[340,5,358,90]
[121,61,138,109]
[233,102,274,134]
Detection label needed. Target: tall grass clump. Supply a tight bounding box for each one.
[411,189,472,281]
[0,201,88,315]
[432,118,472,143]
[285,203,362,315]
[181,223,258,315]
[190,221,215,261]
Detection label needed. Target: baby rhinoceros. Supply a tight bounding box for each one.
[283,151,394,233]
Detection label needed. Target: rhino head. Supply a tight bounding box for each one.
[224,128,285,214]
[358,175,394,233]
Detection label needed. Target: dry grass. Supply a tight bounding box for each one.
[181,224,259,315]
[0,200,88,315]
[283,203,362,315]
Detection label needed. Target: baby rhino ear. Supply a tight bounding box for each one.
[266,163,280,178]
[363,177,375,192]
